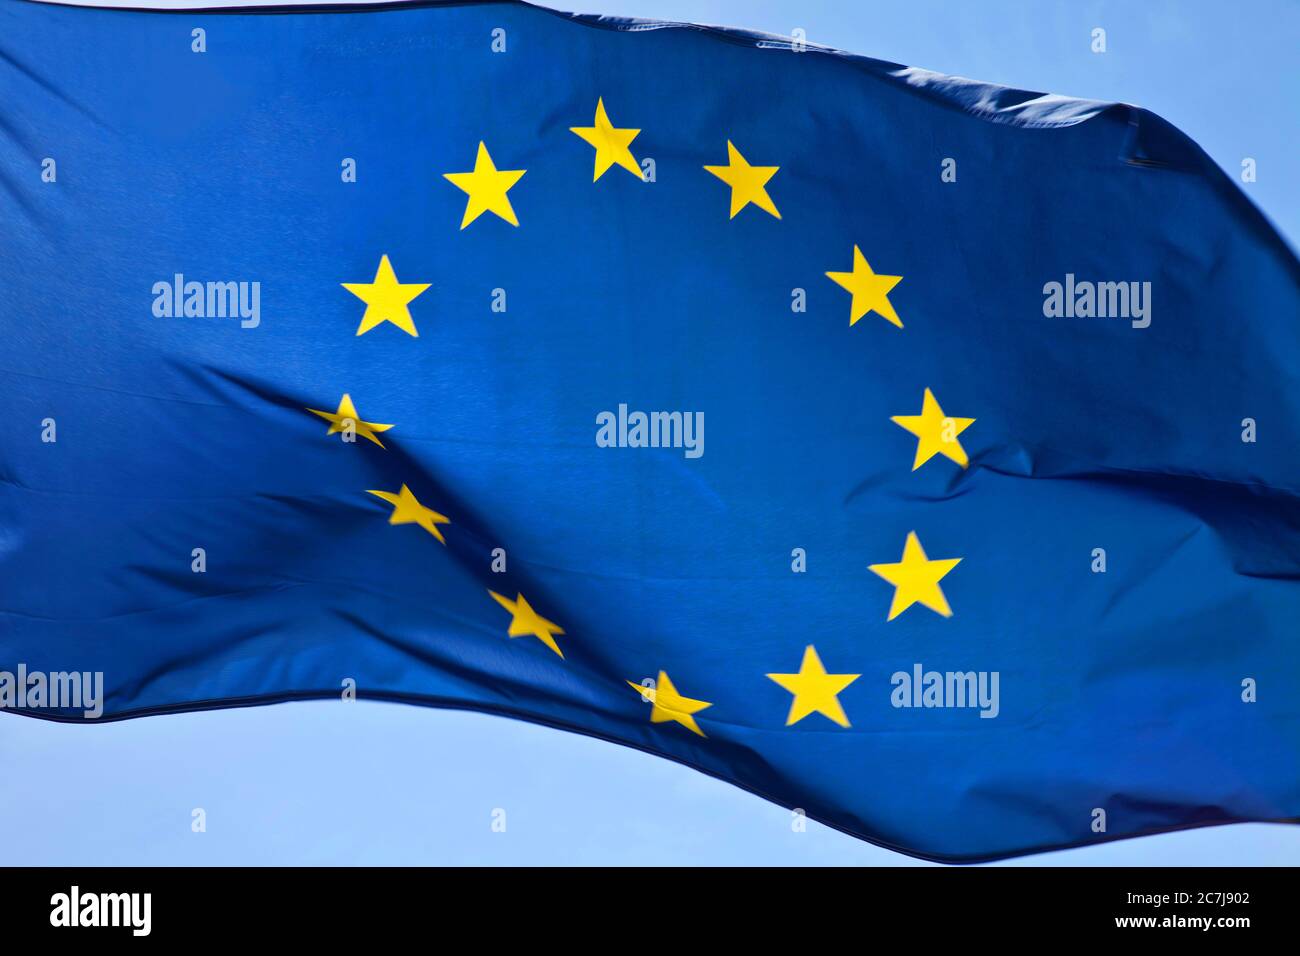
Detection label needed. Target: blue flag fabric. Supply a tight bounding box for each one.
[2,0,1298,863]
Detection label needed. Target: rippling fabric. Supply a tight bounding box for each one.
[1,0,1297,861]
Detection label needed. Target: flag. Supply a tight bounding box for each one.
[1,0,1297,863]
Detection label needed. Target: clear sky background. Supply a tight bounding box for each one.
[4,0,1297,866]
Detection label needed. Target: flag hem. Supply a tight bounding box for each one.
[3,694,1295,865]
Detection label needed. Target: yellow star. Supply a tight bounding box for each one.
[570,97,641,182]
[306,393,393,448]
[767,645,860,728]
[366,484,450,544]
[703,140,780,219]
[443,142,526,228]
[825,245,903,327]
[488,590,565,658]
[869,531,962,621]
[341,255,430,338]
[891,388,975,471]
[626,671,712,737]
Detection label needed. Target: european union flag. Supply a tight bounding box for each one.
[2,0,1297,863]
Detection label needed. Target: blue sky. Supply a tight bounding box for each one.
[4,0,1297,865]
